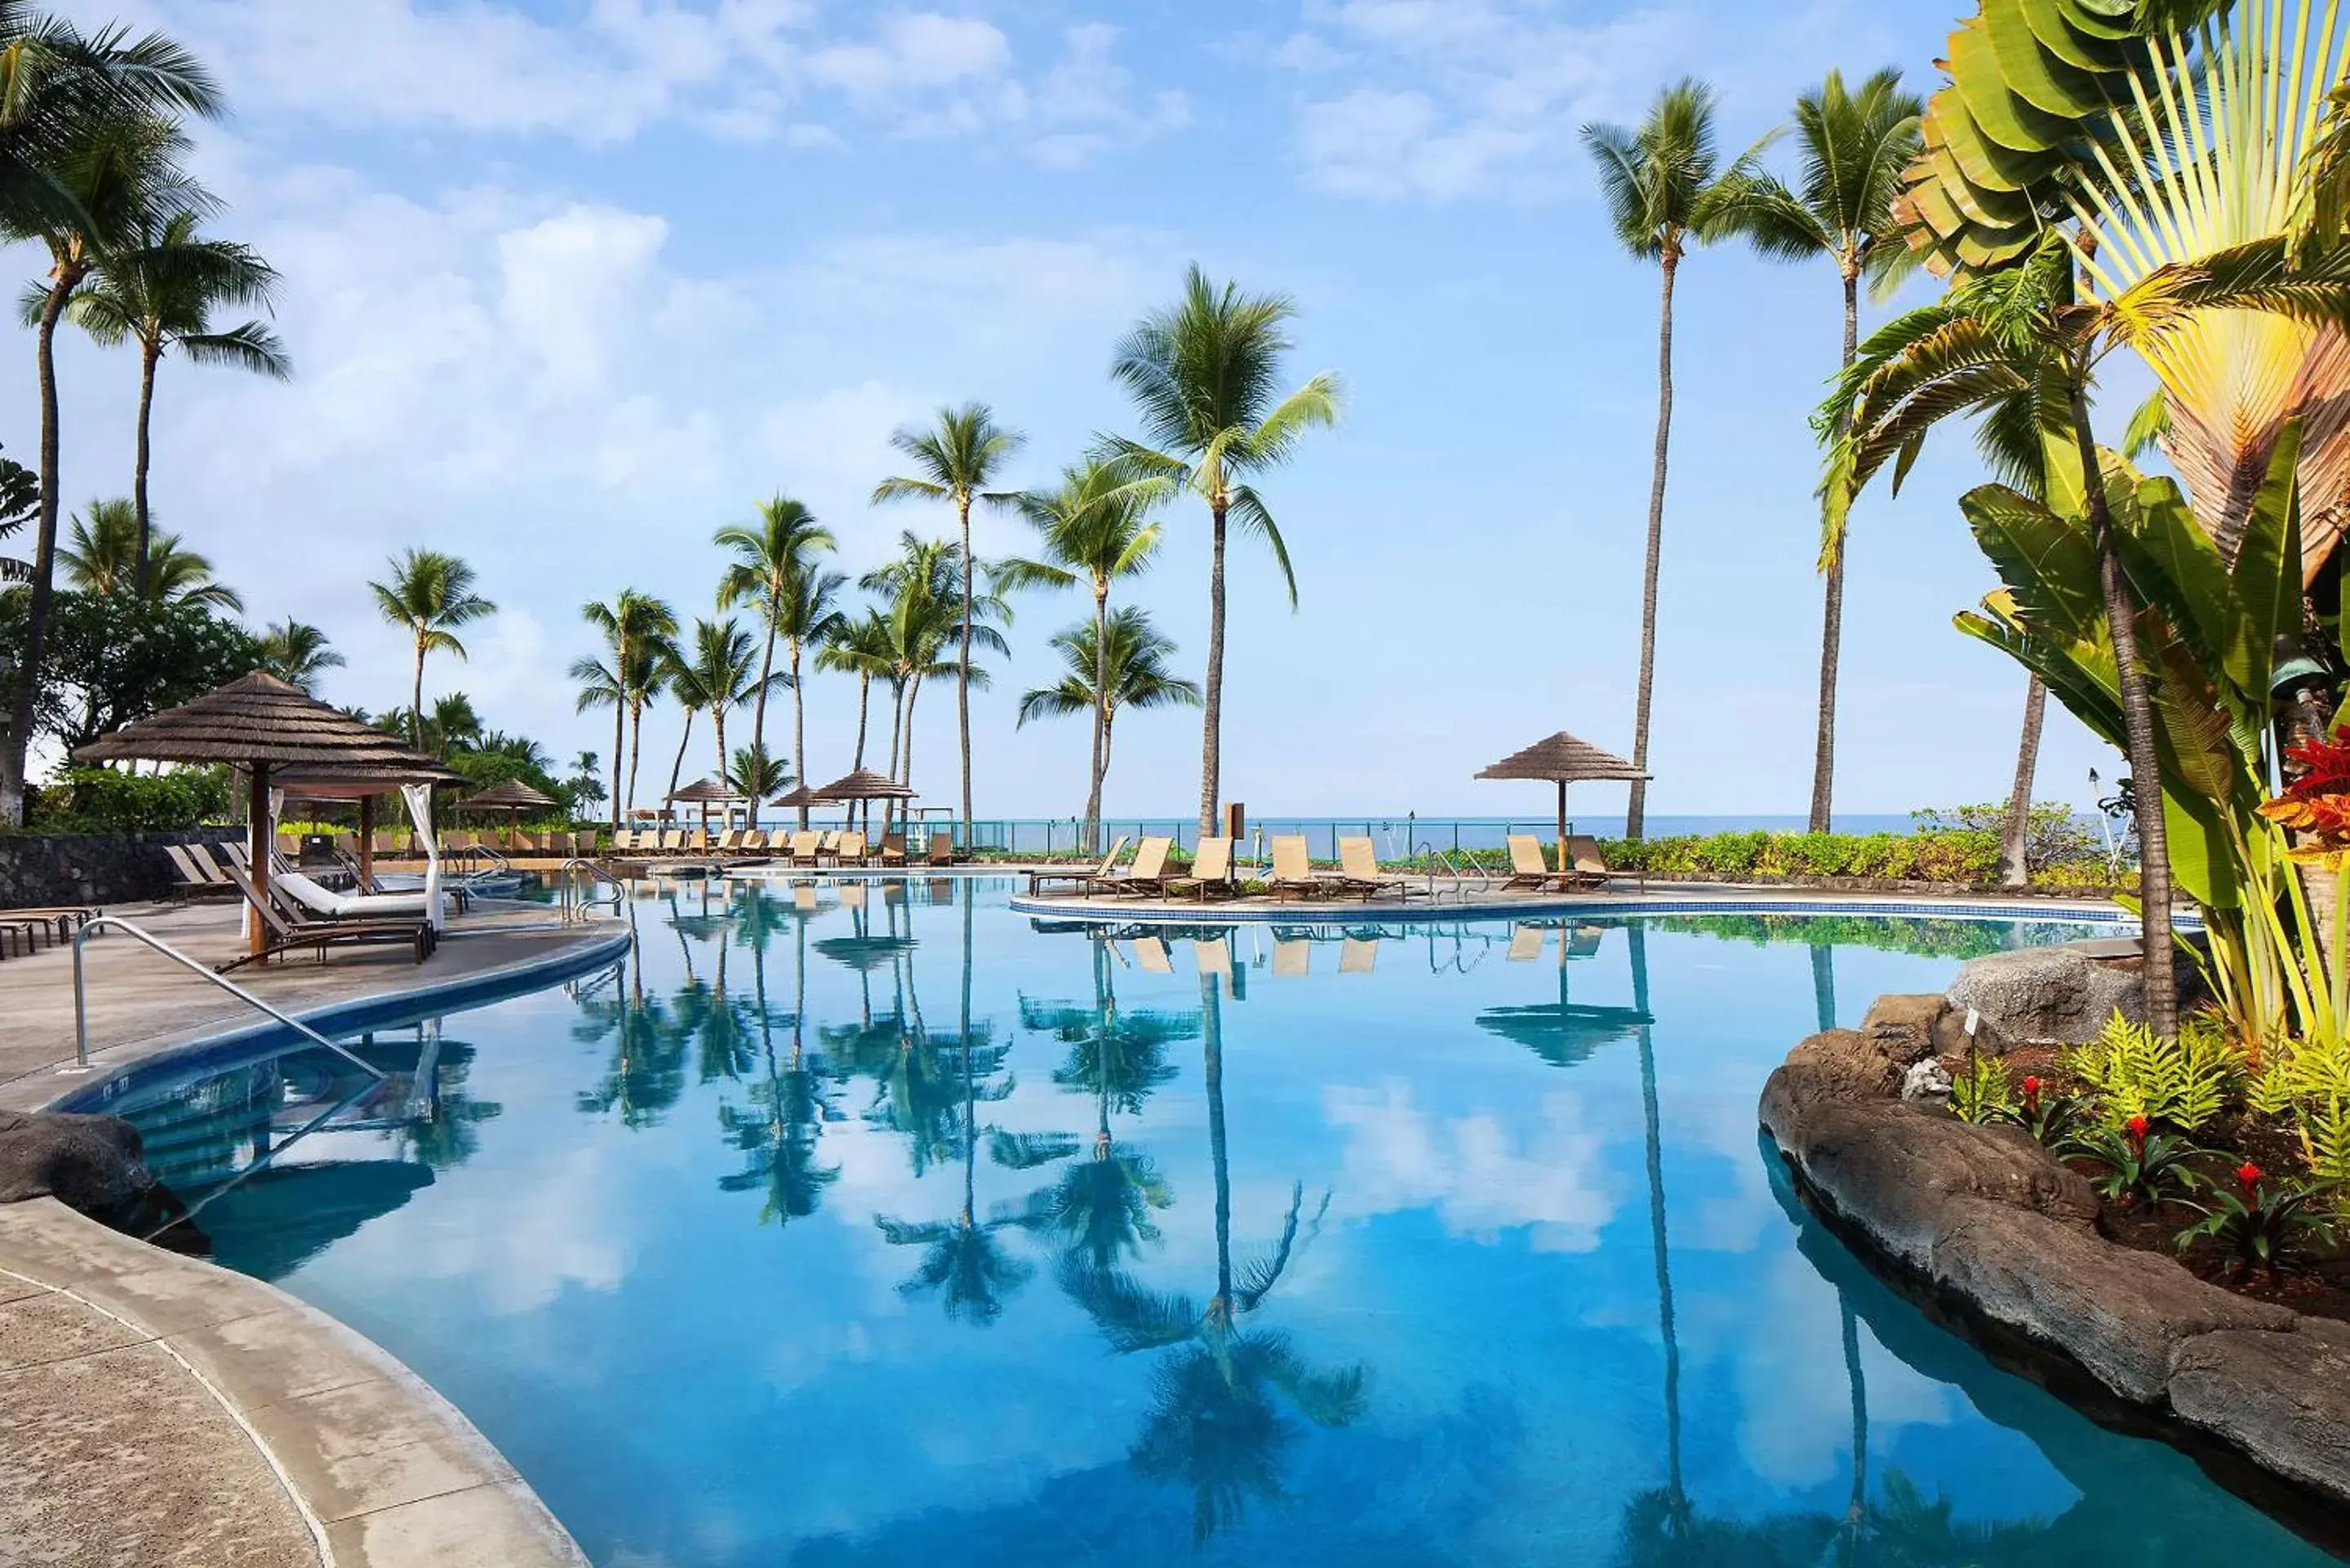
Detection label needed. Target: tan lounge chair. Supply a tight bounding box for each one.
[1334,837,1411,900]
[787,830,823,867]
[1029,836,1128,896]
[164,843,238,902]
[837,831,869,865]
[1092,836,1174,898]
[926,832,955,868]
[1166,837,1237,901]
[1562,834,1634,891]
[878,833,907,868]
[1268,836,1332,900]
[1504,835,1566,892]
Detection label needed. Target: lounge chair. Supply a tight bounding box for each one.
[1562,834,1636,891]
[814,831,842,865]
[1091,836,1174,898]
[786,831,823,867]
[164,844,238,902]
[741,828,768,854]
[1166,837,1237,902]
[273,869,433,922]
[1334,837,1412,900]
[926,832,955,868]
[215,866,433,973]
[715,829,742,855]
[0,905,97,954]
[837,831,869,866]
[1029,837,1128,896]
[1268,836,1333,900]
[1504,835,1567,892]
[877,833,907,868]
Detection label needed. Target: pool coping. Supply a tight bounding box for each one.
[1,922,628,1566]
[1004,884,2157,927]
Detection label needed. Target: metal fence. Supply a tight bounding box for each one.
[953,814,1926,859]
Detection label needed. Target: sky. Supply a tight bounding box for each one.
[16,0,2133,822]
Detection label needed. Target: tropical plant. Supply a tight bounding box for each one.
[1105,264,1340,839]
[2175,1161,2340,1277]
[682,615,764,797]
[1016,607,1200,812]
[1002,456,1171,850]
[1582,78,1767,838]
[1947,1054,2015,1124]
[1996,1072,2095,1154]
[575,590,676,825]
[813,608,895,791]
[715,495,842,821]
[658,632,710,809]
[0,588,252,752]
[2077,1115,2204,1207]
[0,16,221,828]
[873,403,1024,838]
[56,204,284,593]
[2065,1011,2241,1134]
[565,749,606,813]
[254,618,341,692]
[727,744,787,802]
[858,532,1009,832]
[57,497,238,608]
[0,442,37,582]
[369,549,495,751]
[1735,68,1921,833]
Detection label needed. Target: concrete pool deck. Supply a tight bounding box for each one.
[0,899,622,1566]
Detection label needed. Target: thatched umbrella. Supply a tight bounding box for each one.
[1474,731,1648,871]
[771,780,832,833]
[812,766,914,836]
[668,776,745,836]
[277,759,464,882]
[460,777,557,849]
[76,671,453,955]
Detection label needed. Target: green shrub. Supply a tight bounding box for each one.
[2065,1010,2241,1133]
[1950,1056,2015,1123]
[24,766,230,833]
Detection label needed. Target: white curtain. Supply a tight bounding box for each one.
[401,782,445,930]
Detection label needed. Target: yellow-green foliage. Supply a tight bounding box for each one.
[1949,1055,2015,1125]
[2303,1097,2350,1184]
[2063,1011,2239,1133]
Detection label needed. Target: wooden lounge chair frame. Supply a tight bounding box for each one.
[1028,836,1128,896]
[215,865,433,973]
[1091,836,1175,898]
[1166,837,1239,902]
[1331,837,1414,901]
[1268,836,1335,901]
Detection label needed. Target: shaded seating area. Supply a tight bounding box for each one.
[215,864,435,973]
[1477,730,1647,891]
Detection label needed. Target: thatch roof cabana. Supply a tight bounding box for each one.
[460,778,556,812]
[813,767,913,800]
[1474,731,1647,868]
[73,671,455,953]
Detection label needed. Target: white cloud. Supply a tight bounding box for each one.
[1325,1080,1620,1250]
[806,12,1011,97]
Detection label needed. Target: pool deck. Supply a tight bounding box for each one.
[0,899,620,1566]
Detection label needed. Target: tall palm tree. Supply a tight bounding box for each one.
[59,204,285,594]
[660,633,713,808]
[1017,607,1200,813]
[0,25,221,827]
[1582,79,1766,838]
[1734,69,1921,833]
[860,531,1010,834]
[577,590,677,827]
[815,608,895,783]
[716,495,844,822]
[368,548,495,749]
[57,496,238,608]
[872,402,1026,841]
[1107,264,1341,840]
[686,615,765,789]
[1002,457,1171,850]
[255,618,342,693]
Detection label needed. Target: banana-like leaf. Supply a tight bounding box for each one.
[1960,482,2107,642]
[2112,474,2248,695]
[2229,416,2304,698]
[1984,0,2107,114]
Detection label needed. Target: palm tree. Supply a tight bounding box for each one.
[1819,233,2350,1038]
[565,749,606,815]
[685,615,765,791]
[814,607,895,793]
[1734,69,1921,834]
[426,691,482,759]
[1108,267,1340,839]
[1582,79,1767,838]
[860,532,1011,835]
[60,204,285,594]
[255,618,342,693]
[872,402,1026,840]
[1002,457,1171,850]
[57,496,238,608]
[0,16,221,828]
[368,549,495,748]
[576,590,677,826]
[1017,608,1200,814]
[660,633,713,808]
[716,495,844,824]
[727,744,788,802]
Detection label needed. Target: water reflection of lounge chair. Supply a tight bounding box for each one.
[1566,924,1605,958]
[1133,935,1174,974]
[1508,924,1545,962]
[1339,935,1379,975]
[1273,937,1309,977]
[1195,934,1233,978]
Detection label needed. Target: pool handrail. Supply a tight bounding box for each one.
[558,858,626,923]
[69,914,389,1080]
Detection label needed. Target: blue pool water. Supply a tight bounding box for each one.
[90,880,2332,1566]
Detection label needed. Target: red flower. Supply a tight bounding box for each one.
[2126,1114,2149,1149]
[2022,1076,2041,1111]
[2237,1162,2263,1194]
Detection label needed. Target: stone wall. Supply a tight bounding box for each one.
[0,828,242,908]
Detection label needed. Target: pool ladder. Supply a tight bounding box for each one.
[558,859,627,923]
[1412,841,1486,904]
[68,915,389,1079]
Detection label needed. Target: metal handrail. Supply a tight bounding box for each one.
[69,915,388,1079]
[558,858,625,922]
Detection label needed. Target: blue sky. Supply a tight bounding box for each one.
[20,0,2130,820]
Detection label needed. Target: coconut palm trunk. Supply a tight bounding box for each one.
[713,705,729,789]
[903,676,924,835]
[133,339,160,598]
[408,636,429,748]
[2068,389,2176,1037]
[609,706,624,831]
[1626,254,1677,842]
[5,282,73,824]
[1197,500,1228,842]
[751,619,776,775]
[1809,269,1858,833]
[2001,677,2046,886]
[667,710,694,806]
[1088,582,1110,851]
[628,700,646,816]
[958,494,974,840]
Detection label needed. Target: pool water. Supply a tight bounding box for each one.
[94,880,2334,1566]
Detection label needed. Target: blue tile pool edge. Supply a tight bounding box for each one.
[1003,888,2179,930]
[39,926,633,1115]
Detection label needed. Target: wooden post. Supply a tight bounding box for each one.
[248,762,271,957]
[358,793,375,885]
[1556,779,1568,875]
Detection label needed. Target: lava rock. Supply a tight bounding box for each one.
[2169,1319,2350,1505]
[0,1111,153,1214]
[1931,1197,2294,1403]
[1947,944,2143,1048]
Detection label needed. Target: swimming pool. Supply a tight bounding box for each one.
[89,879,2335,1566]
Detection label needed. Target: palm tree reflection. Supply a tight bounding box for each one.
[717,883,840,1226]
[1061,967,1366,1543]
[573,903,688,1126]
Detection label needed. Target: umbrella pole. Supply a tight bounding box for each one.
[358,795,375,886]
[1556,780,1568,875]
[249,762,272,957]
